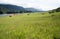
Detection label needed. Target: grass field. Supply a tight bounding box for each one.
[0,12,60,39]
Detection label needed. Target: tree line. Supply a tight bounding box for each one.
[48,7,60,14]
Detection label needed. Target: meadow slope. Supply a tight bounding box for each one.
[0,12,60,39]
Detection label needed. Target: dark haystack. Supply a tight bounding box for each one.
[27,14,30,15]
[53,36,60,39]
[9,15,12,17]
[41,13,45,15]
[51,15,55,17]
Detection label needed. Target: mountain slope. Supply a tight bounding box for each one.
[25,8,43,12]
[0,4,26,14]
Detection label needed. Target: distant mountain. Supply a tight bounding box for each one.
[25,8,43,12]
[48,7,60,13]
[0,4,26,14]
[0,4,44,14]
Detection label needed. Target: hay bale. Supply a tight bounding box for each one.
[9,15,12,17]
[51,15,55,17]
[27,14,30,15]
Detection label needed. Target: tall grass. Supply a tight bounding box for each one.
[0,12,60,39]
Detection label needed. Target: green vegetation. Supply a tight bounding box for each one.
[0,12,60,39]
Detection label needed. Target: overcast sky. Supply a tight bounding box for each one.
[0,0,60,11]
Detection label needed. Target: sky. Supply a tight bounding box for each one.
[0,0,60,11]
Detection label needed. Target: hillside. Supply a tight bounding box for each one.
[25,8,43,12]
[0,4,44,14]
[0,4,26,14]
[48,7,60,13]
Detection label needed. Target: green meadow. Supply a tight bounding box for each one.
[0,12,60,39]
